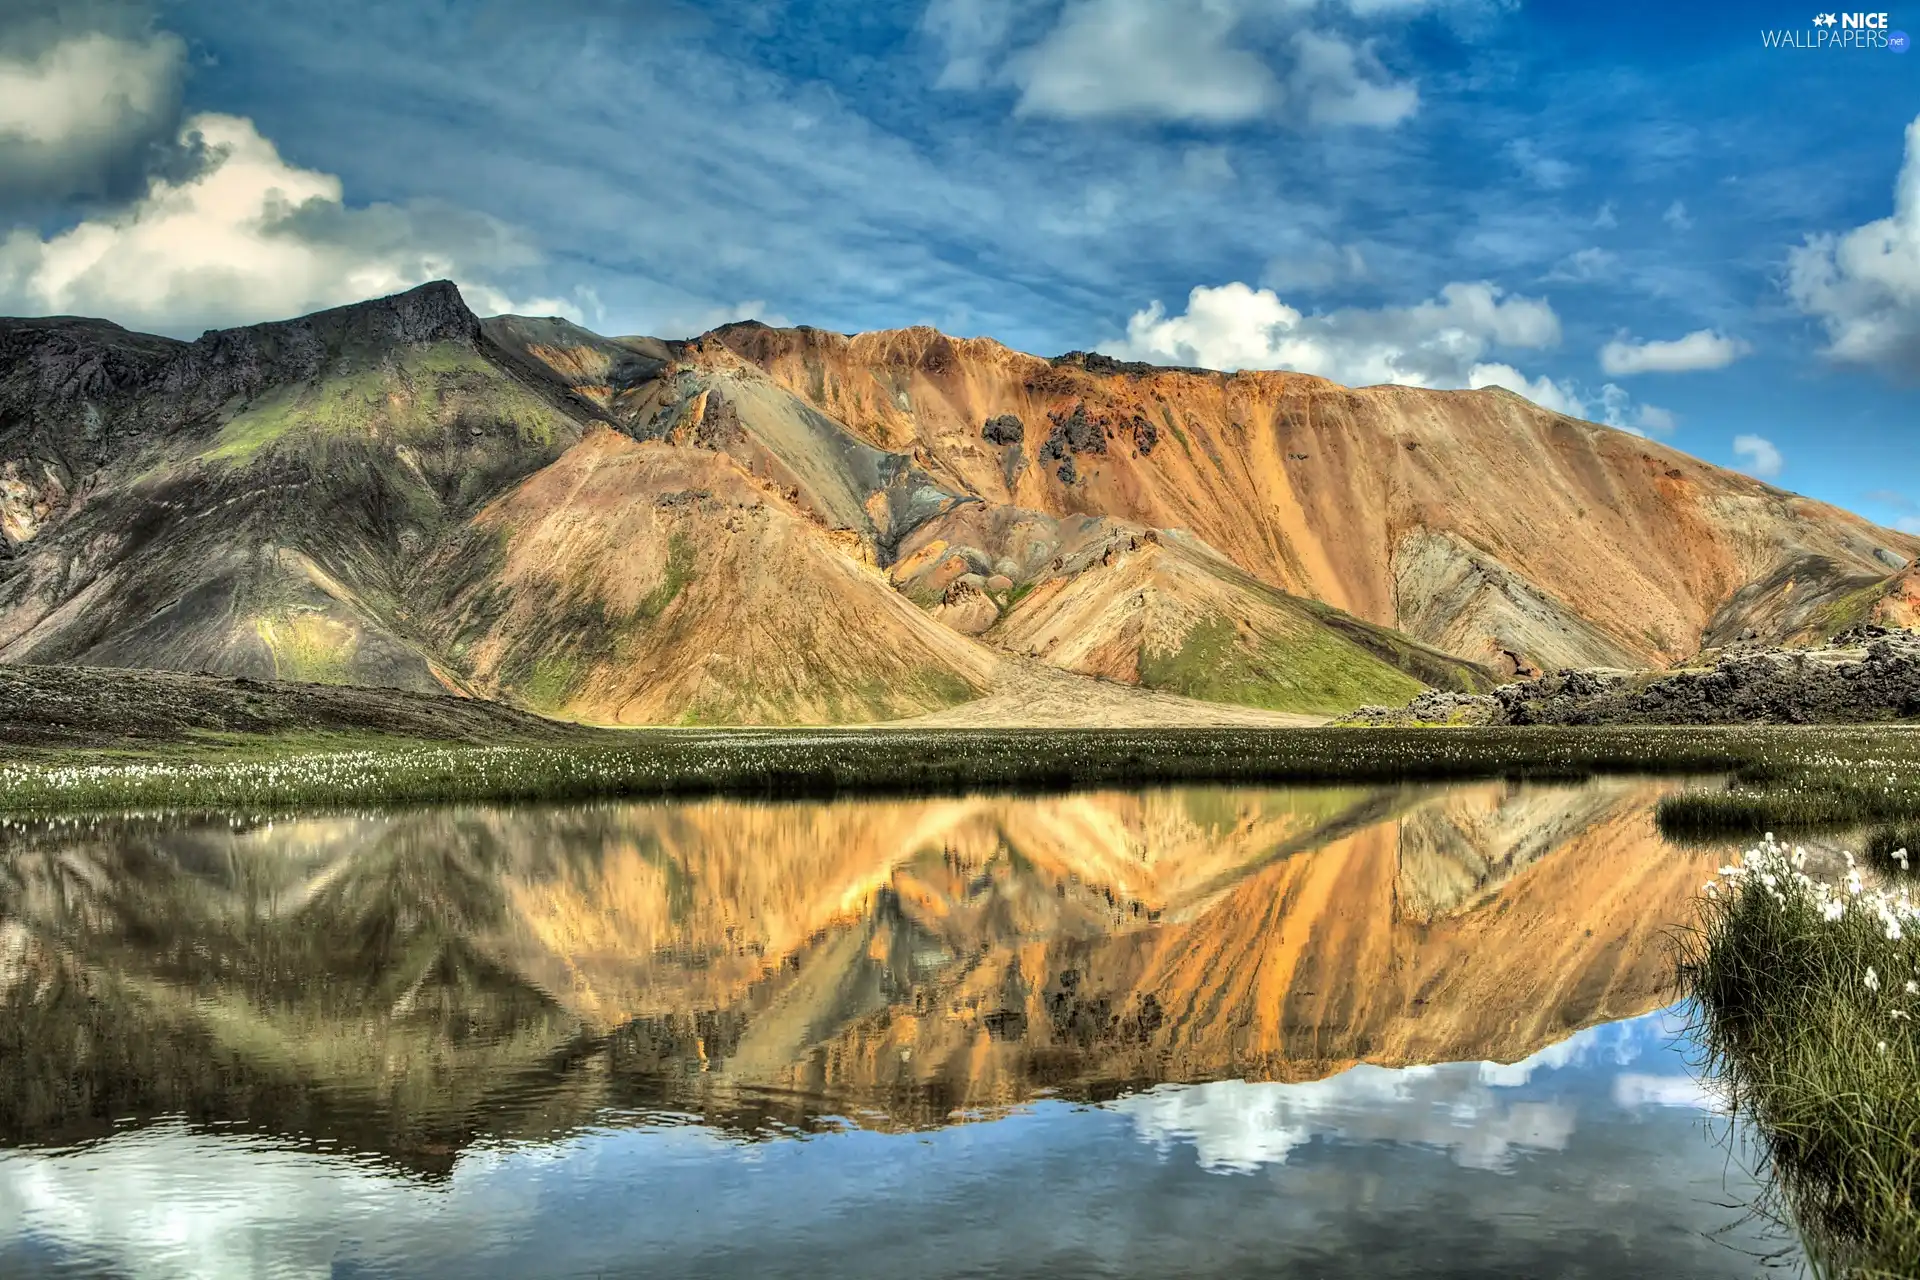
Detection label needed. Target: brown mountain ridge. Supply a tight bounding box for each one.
[1,281,1912,725]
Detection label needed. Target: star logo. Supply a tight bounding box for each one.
[1813,12,1838,24]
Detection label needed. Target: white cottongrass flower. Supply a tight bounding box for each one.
[1867,966,1881,992]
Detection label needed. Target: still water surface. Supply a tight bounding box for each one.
[0,778,1801,1277]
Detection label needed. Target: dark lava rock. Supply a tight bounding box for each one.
[1056,457,1077,484]
[982,413,1025,445]
[1343,629,1920,726]
[1049,350,1212,378]
[1038,403,1107,462]
[1129,414,1158,455]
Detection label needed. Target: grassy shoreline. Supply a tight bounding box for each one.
[1684,837,1920,1277]
[0,723,1916,824]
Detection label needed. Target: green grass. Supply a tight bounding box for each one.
[1682,841,1920,1278]
[0,722,1892,822]
[1139,612,1427,715]
[520,653,587,712]
[1658,736,1920,837]
[1808,577,1893,643]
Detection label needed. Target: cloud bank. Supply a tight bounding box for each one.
[0,112,577,335]
[1787,113,1920,374]
[0,20,186,208]
[1106,279,1559,385]
[1103,278,1672,430]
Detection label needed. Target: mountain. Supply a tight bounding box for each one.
[702,322,1917,673]
[1,282,1912,724]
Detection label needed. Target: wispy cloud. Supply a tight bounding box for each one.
[928,0,1420,129]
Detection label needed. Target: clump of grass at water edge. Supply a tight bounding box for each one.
[1682,834,1920,1278]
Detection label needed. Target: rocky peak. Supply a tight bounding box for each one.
[154,281,484,419]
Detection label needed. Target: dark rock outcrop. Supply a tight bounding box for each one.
[1038,404,1107,461]
[982,414,1024,445]
[1343,628,1920,726]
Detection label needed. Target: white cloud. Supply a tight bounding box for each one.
[1598,328,1750,375]
[0,112,576,335]
[1786,112,1920,372]
[937,0,1418,129]
[1662,200,1692,231]
[1106,278,1690,429]
[1181,144,1237,186]
[1629,401,1678,433]
[1593,202,1618,229]
[1106,279,1559,386]
[1507,139,1575,190]
[1732,433,1784,479]
[0,30,185,203]
[1261,231,1368,291]
[657,298,794,337]
[1009,0,1282,123]
[922,0,1042,90]
[1286,30,1418,127]
[1115,1061,1576,1175]
[1467,362,1585,416]
[1611,1074,1722,1111]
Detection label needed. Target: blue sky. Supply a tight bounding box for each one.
[0,0,1914,527]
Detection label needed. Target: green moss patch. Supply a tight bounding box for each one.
[254,610,359,685]
[1139,613,1426,716]
[203,344,567,466]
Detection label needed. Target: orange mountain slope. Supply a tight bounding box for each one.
[696,321,1917,673]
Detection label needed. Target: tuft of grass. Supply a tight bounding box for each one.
[1682,839,1920,1278]
[519,654,586,713]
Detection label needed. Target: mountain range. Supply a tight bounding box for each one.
[2,281,1912,725]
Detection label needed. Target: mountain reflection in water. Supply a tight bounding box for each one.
[0,779,1799,1277]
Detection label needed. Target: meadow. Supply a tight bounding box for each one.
[1,723,1916,832]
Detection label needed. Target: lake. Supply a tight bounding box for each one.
[0,778,1803,1277]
